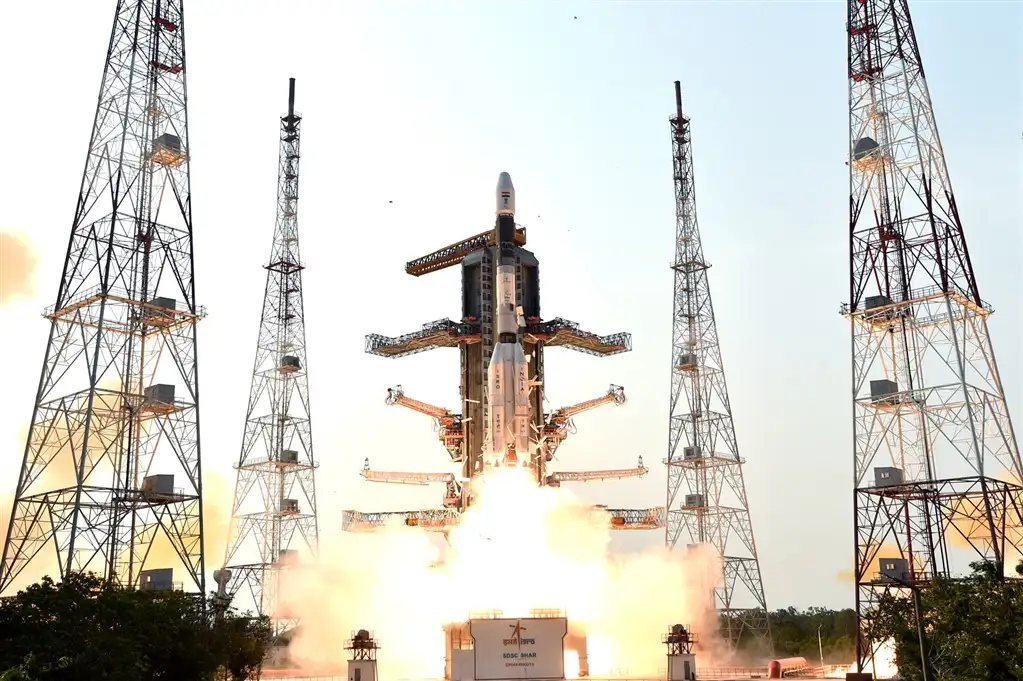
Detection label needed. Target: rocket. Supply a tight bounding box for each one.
[485,172,532,468]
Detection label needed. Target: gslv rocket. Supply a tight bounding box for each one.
[485,172,532,468]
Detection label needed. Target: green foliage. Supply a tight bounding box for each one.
[0,572,270,681]
[216,612,272,681]
[0,654,70,681]
[768,607,857,661]
[869,559,1023,681]
[729,607,858,662]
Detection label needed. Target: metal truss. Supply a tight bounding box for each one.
[365,317,632,360]
[0,0,206,596]
[365,318,476,358]
[663,624,699,656]
[405,226,527,276]
[541,385,627,461]
[605,507,665,530]
[662,82,770,650]
[341,506,665,532]
[854,476,1023,663]
[220,80,318,633]
[845,0,1022,668]
[363,317,632,504]
[385,386,464,461]
[361,459,464,509]
[856,477,1023,583]
[342,509,459,532]
[523,318,632,356]
[546,456,647,487]
[361,463,457,486]
[843,287,1020,485]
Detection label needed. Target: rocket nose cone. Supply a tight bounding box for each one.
[497,172,514,191]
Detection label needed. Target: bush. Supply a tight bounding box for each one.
[0,572,270,681]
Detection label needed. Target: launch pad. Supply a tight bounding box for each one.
[346,173,664,530]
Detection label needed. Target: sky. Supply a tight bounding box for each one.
[0,0,1019,610]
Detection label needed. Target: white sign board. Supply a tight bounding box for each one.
[470,617,567,680]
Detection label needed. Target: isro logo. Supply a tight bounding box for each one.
[503,621,536,646]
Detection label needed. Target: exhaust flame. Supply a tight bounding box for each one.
[281,468,723,679]
[826,639,898,678]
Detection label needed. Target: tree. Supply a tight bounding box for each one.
[0,572,270,681]
[869,560,1023,680]
[728,607,859,662]
[214,612,272,681]
[0,654,70,681]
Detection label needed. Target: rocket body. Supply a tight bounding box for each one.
[486,265,531,467]
[485,172,531,467]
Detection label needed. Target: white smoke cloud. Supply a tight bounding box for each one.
[279,468,724,679]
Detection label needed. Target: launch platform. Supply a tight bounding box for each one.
[347,172,663,529]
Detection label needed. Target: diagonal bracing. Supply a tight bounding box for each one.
[662,81,772,650]
[843,0,1023,669]
[0,0,206,597]
[219,79,319,634]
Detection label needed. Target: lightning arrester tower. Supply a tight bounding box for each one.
[663,81,771,649]
[0,0,206,595]
[844,0,1023,669]
[219,78,319,633]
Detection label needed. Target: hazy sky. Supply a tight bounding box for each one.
[0,1,1019,610]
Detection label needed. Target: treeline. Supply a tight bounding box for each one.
[733,559,1023,679]
[726,607,858,663]
[0,572,270,681]
[9,562,1020,680]
[764,607,857,662]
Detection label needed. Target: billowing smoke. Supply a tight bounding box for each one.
[827,639,897,678]
[0,230,38,305]
[280,468,723,679]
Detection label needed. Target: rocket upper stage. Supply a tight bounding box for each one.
[496,172,515,216]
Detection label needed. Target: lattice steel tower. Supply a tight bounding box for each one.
[663,82,771,649]
[844,0,1023,669]
[219,79,319,632]
[0,0,205,595]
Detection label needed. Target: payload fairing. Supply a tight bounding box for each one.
[485,172,532,467]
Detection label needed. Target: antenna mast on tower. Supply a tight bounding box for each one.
[663,81,771,649]
[220,78,319,634]
[0,0,206,595]
[844,0,1023,669]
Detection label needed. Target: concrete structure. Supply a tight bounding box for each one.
[345,630,379,681]
[663,624,697,681]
